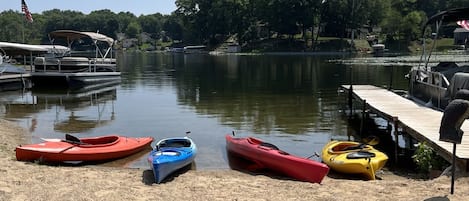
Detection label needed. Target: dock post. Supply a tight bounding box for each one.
[348,85,353,119]
[388,66,393,90]
[451,143,456,194]
[393,116,399,164]
[360,99,366,135]
[348,65,353,119]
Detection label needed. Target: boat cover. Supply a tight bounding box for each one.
[423,7,469,34]
[49,30,114,46]
[0,42,69,56]
[448,72,469,100]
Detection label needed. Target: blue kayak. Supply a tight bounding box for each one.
[147,137,197,183]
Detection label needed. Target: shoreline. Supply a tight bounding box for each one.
[1,119,469,200]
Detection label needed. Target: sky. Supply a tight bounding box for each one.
[3,0,177,16]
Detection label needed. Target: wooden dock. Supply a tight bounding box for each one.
[342,85,469,170]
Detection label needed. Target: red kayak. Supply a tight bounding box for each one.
[225,134,329,183]
[16,134,153,162]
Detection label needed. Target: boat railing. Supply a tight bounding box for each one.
[0,47,4,65]
[57,59,61,72]
[34,55,118,73]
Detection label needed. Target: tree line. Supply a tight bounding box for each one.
[1,0,468,50]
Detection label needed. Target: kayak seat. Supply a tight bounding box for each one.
[159,140,191,148]
[65,134,82,144]
[346,151,375,159]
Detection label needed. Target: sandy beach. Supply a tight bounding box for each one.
[1,119,469,201]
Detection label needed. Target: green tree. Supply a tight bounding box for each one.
[401,11,426,41]
[381,9,403,41]
[379,0,426,45]
[116,12,137,34]
[42,9,70,39]
[85,9,118,38]
[138,14,164,38]
[367,0,391,27]
[1,0,466,51]
[0,10,25,43]
[163,15,183,41]
[175,0,208,44]
[126,21,142,38]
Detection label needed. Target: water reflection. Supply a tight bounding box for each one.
[118,53,352,135]
[33,85,117,133]
[0,90,36,120]
[0,83,118,139]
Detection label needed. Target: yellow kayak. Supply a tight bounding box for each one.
[321,140,388,180]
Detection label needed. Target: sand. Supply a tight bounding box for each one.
[1,119,469,201]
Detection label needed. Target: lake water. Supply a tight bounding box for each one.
[0,52,411,170]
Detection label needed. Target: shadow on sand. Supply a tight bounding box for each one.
[424,196,449,201]
[142,163,195,185]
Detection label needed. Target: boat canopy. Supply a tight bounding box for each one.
[423,7,469,34]
[49,30,114,46]
[0,42,69,56]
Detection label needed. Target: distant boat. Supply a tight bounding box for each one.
[371,44,385,56]
[0,43,35,91]
[183,45,207,54]
[32,30,121,89]
[166,47,184,53]
[0,63,32,91]
[407,7,469,110]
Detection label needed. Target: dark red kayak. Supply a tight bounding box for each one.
[225,134,329,183]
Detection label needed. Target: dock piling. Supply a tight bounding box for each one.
[392,116,399,164]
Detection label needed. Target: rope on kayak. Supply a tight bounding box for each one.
[306,152,320,159]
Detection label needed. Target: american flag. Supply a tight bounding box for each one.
[457,20,469,31]
[21,0,33,23]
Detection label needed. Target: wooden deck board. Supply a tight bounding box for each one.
[342,85,469,162]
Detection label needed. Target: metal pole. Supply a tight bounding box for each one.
[451,143,456,194]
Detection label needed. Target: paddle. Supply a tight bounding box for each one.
[41,134,87,145]
[306,152,320,159]
[65,133,82,144]
[62,134,89,145]
[57,134,90,153]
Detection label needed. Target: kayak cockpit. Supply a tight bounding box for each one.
[78,135,120,147]
[159,138,192,148]
[329,142,371,154]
